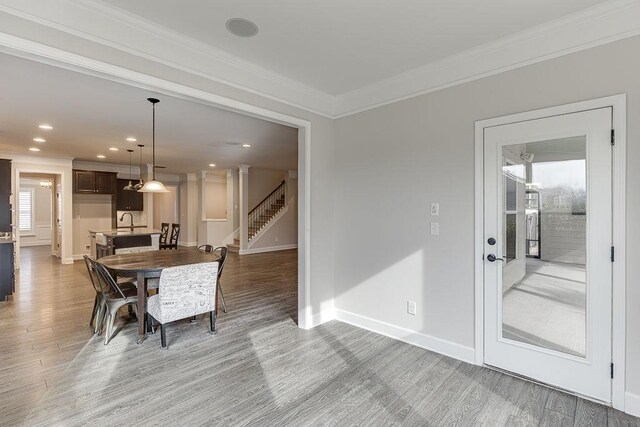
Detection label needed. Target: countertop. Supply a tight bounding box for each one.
[89,228,162,237]
[0,237,15,245]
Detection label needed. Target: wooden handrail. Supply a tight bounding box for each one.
[249,180,285,218]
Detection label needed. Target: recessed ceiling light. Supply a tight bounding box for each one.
[38,124,53,130]
[126,137,137,142]
[209,163,216,167]
[226,18,259,38]
[29,147,40,152]
[109,147,119,151]
[242,144,251,148]
[97,154,106,159]
[33,137,46,143]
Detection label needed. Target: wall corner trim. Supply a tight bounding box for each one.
[334,308,476,364]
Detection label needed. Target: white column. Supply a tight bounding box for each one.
[226,169,234,225]
[186,173,198,246]
[238,165,250,251]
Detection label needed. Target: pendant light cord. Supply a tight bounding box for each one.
[152,101,156,180]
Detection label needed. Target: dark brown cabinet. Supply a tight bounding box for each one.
[116,179,144,211]
[73,170,117,194]
[0,159,11,232]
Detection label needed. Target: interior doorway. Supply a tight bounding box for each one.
[475,95,627,408]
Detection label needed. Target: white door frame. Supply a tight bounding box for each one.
[474,94,627,410]
[0,37,313,330]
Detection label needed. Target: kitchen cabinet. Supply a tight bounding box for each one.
[73,170,117,194]
[116,179,144,211]
[0,159,11,232]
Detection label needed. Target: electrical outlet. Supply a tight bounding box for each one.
[430,203,439,216]
[430,222,440,236]
[84,245,90,251]
[407,300,417,315]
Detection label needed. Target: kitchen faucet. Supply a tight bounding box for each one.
[119,212,134,230]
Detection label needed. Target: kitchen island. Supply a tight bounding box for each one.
[88,228,162,259]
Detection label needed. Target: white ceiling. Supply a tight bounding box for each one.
[0,53,298,175]
[102,0,608,95]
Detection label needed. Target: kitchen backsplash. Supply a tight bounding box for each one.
[116,210,146,227]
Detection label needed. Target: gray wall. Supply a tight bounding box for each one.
[334,36,640,395]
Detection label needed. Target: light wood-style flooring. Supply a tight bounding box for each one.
[0,246,638,426]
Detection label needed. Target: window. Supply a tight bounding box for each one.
[19,189,34,233]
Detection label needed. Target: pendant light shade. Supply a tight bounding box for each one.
[123,149,136,190]
[139,98,169,193]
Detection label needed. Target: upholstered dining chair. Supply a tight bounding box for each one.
[146,262,219,349]
[83,255,137,335]
[197,245,228,313]
[93,261,139,345]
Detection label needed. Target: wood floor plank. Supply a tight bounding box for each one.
[0,246,637,426]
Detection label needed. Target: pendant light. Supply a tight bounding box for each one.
[133,144,144,190]
[139,98,169,193]
[123,149,136,190]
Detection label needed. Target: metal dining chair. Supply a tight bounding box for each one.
[93,261,139,345]
[197,245,228,313]
[84,255,137,335]
[146,262,219,349]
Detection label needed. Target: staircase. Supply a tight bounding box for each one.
[227,180,286,253]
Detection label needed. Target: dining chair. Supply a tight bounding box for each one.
[160,223,179,250]
[93,261,139,345]
[83,255,137,335]
[159,222,169,247]
[197,245,228,313]
[146,262,219,349]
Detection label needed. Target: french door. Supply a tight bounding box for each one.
[483,107,613,402]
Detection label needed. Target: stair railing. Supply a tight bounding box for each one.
[248,180,286,239]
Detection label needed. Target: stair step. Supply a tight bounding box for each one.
[227,243,239,253]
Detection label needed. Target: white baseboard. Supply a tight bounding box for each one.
[178,241,198,247]
[239,244,297,255]
[72,254,85,261]
[626,392,640,417]
[61,257,74,265]
[19,241,51,247]
[334,308,476,364]
[309,308,336,328]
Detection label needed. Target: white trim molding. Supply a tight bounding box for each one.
[474,94,627,412]
[1,1,639,118]
[626,392,640,418]
[335,309,476,364]
[239,243,297,255]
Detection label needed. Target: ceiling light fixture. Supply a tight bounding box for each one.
[242,144,251,148]
[38,124,53,130]
[29,147,40,152]
[97,154,106,159]
[33,137,46,143]
[209,163,216,167]
[126,137,137,142]
[109,147,119,151]
[138,98,168,193]
[124,149,136,191]
[134,144,144,190]
[226,18,259,38]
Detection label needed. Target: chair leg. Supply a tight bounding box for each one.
[103,313,112,345]
[210,310,216,334]
[104,306,118,345]
[190,315,197,323]
[90,294,99,327]
[160,324,167,349]
[95,300,106,335]
[146,313,154,334]
[218,285,227,313]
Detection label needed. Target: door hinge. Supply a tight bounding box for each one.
[611,363,614,379]
[611,129,615,146]
[611,246,615,262]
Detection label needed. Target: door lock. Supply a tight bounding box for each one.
[487,237,496,245]
[486,254,504,262]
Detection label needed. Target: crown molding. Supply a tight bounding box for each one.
[0,0,335,117]
[0,0,639,119]
[333,0,640,117]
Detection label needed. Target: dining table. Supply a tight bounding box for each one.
[97,248,221,343]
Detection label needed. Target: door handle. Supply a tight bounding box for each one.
[486,254,504,262]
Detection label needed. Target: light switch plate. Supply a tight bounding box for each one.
[407,300,417,315]
[430,222,440,236]
[430,203,439,216]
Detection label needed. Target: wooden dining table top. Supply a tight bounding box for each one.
[97,248,221,276]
